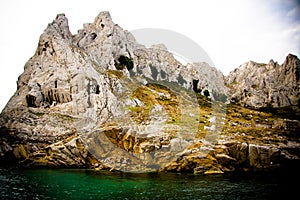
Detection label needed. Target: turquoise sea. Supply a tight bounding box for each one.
[0,167,297,200]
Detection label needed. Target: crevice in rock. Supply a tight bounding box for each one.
[26,94,37,107]
[192,79,201,93]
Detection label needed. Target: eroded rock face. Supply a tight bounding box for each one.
[0,12,132,169]
[0,11,211,171]
[132,44,228,100]
[226,54,300,108]
[0,11,299,173]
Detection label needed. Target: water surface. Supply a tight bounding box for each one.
[0,167,297,199]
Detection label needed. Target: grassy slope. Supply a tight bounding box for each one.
[129,82,299,145]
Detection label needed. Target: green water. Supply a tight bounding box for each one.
[0,167,297,199]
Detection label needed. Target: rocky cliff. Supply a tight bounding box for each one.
[226,54,300,108]
[0,12,299,174]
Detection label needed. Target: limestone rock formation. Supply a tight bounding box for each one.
[226,54,300,108]
[131,44,228,100]
[0,11,224,171]
[0,11,299,173]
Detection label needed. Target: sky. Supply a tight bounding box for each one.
[0,0,299,111]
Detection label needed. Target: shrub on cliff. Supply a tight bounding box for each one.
[116,55,134,71]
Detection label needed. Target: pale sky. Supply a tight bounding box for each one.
[0,0,299,111]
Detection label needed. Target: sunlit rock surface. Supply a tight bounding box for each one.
[226,54,300,108]
[0,11,299,173]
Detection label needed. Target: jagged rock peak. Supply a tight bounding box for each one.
[226,54,300,108]
[285,53,299,63]
[45,13,72,41]
[94,11,112,26]
[282,54,300,78]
